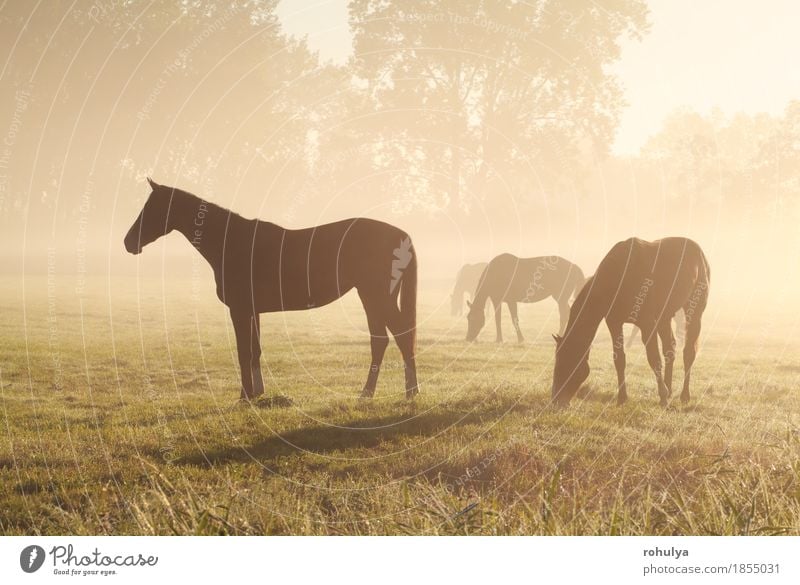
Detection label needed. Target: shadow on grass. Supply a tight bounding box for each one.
[176,396,544,468]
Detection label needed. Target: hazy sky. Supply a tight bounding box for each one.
[276,0,800,155]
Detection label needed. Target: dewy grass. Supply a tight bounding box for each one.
[1,277,799,535]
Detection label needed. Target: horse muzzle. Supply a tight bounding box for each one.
[124,234,142,255]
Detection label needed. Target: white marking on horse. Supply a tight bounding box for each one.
[390,237,412,294]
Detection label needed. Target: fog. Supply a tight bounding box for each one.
[2,0,800,326]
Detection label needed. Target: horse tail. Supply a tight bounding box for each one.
[696,248,711,309]
[683,246,711,340]
[400,245,418,350]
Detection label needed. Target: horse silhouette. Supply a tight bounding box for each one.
[450,262,487,316]
[124,179,419,400]
[465,254,585,343]
[551,237,710,407]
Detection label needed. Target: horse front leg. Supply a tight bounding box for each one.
[358,292,389,398]
[658,318,676,397]
[681,311,703,404]
[508,301,524,343]
[493,298,503,343]
[607,320,627,405]
[231,308,263,401]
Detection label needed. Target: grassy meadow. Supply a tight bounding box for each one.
[2,272,800,535]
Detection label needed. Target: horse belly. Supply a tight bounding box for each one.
[258,262,352,312]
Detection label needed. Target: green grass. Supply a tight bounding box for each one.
[2,276,800,535]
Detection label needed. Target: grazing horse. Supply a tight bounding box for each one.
[465,254,585,343]
[551,237,710,407]
[124,179,419,400]
[450,262,488,316]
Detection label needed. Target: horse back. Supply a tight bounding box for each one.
[219,217,412,312]
[601,237,709,324]
[481,253,582,302]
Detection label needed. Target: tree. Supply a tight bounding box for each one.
[343,0,649,217]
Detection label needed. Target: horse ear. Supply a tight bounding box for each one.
[147,177,159,190]
[552,334,562,344]
[466,300,472,309]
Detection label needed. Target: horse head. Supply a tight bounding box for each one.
[551,333,590,406]
[124,178,174,254]
[465,300,485,341]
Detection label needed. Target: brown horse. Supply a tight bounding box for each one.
[450,262,488,316]
[124,179,418,400]
[465,254,585,343]
[551,237,710,407]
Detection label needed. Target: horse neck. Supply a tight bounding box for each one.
[562,283,604,351]
[169,191,228,270]
[471,277,491,310]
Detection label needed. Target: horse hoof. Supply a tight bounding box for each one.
[617,397,627,406]
[360,389,375,399]
[405,387,419,400]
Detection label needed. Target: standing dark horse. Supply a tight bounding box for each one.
[450,262,487,316]
[124,179,419,400]
[551,237,710,407]
[465,254,585,343]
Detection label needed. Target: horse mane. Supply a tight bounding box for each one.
[166,186,250,224]
[562,274,594,338]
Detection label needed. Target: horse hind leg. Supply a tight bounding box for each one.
[231,309,263,400]
[641,322,669,407]
[658,318,676,397]
[607,320,627,405]
[387,304,418,399]
[681,312,702,404]
[493,299,503,343]
[358,291,390,398]
[508,301,524,343]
